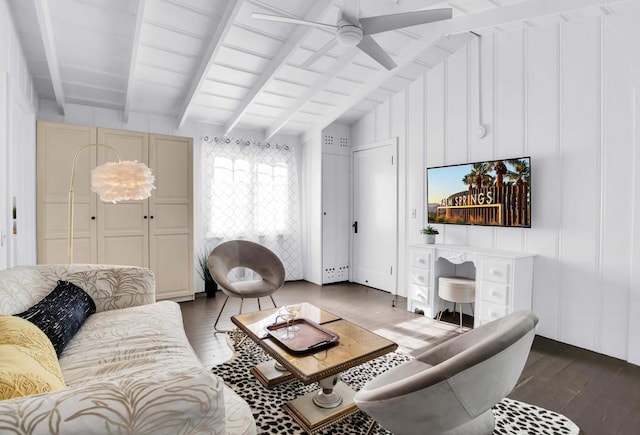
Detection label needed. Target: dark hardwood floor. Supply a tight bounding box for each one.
[180,281,640,435]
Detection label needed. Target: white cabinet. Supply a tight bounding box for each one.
[37,122,193,301]
[407,244,534,327]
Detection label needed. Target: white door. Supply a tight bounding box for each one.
[322,153,350,283]
[352,139,398,293]
[0,77,7,269]
[8,79,37,267]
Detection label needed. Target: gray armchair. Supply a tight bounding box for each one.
[208,240,285,333]
[354,310,538,435]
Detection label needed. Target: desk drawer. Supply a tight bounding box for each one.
[408,283,430,304]
[409,267,430,286]
[411,250,432,269]
[479,301,508,323]
[479,281,509,305]
[480,259,511,284]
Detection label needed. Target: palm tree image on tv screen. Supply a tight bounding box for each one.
[427,158,531,227]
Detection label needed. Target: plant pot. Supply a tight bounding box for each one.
[423,234,436,244]
[204,281,217,298]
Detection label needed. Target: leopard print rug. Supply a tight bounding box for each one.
[213,338,579,435]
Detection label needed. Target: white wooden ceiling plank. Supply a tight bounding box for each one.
[253,92,296,109]
[33,0,65,115]
[451,0,498,14]
[70,0,137,15]
[160,0,225,16]
[247,104,286,118]
[263,78,308,95]
[310,90,348,106]
[138,45,197,74]
[124,0,146,122]
[131,82,182,113]
[140,22,203,56]
[194,94,240,111]
[138,42,199,61]
[177,0,243,127]
[54,0,135,36]
[189,105,234,121]
[64,81,124,102]
[62,65,126,91]
[65,96,124,111]
[145,0,214,37]
[223,0,334,135]
[58,49,129,77]
[265,47,358,140]
[207,63,259,87]
[135,64,189,86]
[225,26,284,56]
[200,80,251,101]
[53,27,132,64]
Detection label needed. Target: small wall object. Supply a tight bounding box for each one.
[419,226,439,244]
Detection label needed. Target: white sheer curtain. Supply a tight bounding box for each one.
[201,136,303,280]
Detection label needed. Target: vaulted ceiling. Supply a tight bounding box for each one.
[8,0,633,138]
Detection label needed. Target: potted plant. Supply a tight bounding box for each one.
[419,225,439,244]
[196,249,217,297]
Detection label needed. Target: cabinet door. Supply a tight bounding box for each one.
[322,153,350,283]
[37,122,97,264]
[97,128,149,267]
[148,134,193,299]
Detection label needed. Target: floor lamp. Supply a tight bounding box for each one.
[68,144,155,263]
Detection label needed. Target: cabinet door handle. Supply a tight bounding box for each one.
[91,216,96,220]
[143,216,148,219]
[489,289,498,297]
[150,216,154,219]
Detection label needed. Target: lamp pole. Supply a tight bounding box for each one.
[67,143,122,264]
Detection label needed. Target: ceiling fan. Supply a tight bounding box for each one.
[251,0,452,70]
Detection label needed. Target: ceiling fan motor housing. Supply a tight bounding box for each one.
[337,19,363,46]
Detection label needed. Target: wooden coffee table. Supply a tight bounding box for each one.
[231,302,397,434]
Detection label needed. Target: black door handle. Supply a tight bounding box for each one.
[352,221,358,234]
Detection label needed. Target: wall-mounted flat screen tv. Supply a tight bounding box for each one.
[427,157,531,228]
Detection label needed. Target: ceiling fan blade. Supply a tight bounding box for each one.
[341,0,360,24]
[357,35,397,70]
[361,8,452,35]
[251,13,337,31]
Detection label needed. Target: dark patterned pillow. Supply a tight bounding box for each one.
[16,280,96,357]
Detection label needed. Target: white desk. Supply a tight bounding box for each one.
[407,244,534,327]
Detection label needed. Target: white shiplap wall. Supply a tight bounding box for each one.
[1,0,38,268]
[351,14,640,364]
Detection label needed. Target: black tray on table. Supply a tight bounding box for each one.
[266,318,339,354]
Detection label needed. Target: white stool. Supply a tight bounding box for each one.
[437,276,475,331]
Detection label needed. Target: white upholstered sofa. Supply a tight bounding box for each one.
[0,264,256,434]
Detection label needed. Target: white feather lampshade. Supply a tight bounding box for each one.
[91,160,155,203]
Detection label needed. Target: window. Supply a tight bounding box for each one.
[202,137,302,280]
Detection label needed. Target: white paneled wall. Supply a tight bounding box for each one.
[351,15,640,364]
[1,0,38,268]
[301,129,323,285]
